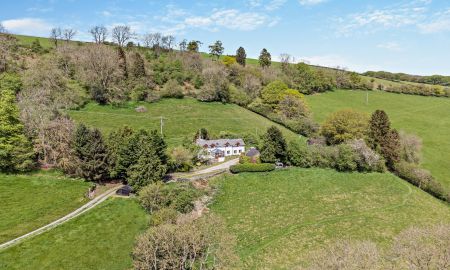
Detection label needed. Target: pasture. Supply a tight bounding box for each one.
[306,89,450,189]
[210,168,450,269]
[0,198,148,270]
[69,98,302,146]
[0,171,91,243]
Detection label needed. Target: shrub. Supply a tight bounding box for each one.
[169,146,193,172]
[334,144,358,172]
[394,161,449,202]
[399,131,422,164]
[149,208,179,226]
[347,139,386,172]
[321,109,369,145]
[161,79,184,98]
[230,163,275,173]
[261,80,288,105]
[229,84,251,106]
[138,182,203,214]
[288,141,314,168]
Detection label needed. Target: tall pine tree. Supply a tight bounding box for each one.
[74,124,109,181]
[127,129,168,190]
[0,74,34,172]
[260,126,287,163]
[259,48,271,68]
[117,46,128,78]
[130,52,146,78]
[367,110,400,169]
[236,47,246,67]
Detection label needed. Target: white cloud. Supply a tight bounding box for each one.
[419,9,450,33]
[377,42,403,51]
[335,1,430,36]
[266,0,287,11]
[298,0,327,6]
[183,9,269,31]
[1,18,53,36]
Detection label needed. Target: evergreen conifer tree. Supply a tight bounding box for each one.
[0,74,34,172]
[74,124,109,181]
[236,47,246,67]
[258,48,271,68]
[260,126,287,163]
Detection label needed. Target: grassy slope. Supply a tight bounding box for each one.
[0,171,91,243]
[305,89,450,189]
[0,198,148,270]
[68,98,302,146]
[211,168,450,269]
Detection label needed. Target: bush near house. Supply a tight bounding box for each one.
[230,163,275,173]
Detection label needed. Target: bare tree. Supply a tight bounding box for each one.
[0,23,7,34]
[89,26,108,44]
[391,224,450,270]
[50,27,62,47]
[166,35,176,50]
[178,39,187,52]
[112,25,133,47]
[308,240,381,270]
[132,214,238,270]
[280,53,291,71]
[74,44,122,103]
[143,32,162,49]
[62,28,77,42]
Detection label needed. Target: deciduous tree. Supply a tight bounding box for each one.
[112,25,133,47]
[62,28,77,42]
[89,26,108,44]
[208,40,224,60]
[321,109,369,145]
[50,27,62,48]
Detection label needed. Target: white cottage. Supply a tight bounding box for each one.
[196,138,246,161]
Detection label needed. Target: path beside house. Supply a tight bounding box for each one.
[191,158,239,176]
[0,185,123,250]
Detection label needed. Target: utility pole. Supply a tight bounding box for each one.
[366,89,369,105]
[160,116,164,138]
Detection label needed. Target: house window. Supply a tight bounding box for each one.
[227,150,230,154]
[238,150,242,153]
[233,150,237,154]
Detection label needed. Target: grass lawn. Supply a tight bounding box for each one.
[0,171,91,244]
[210,168,450,269]
[0,197,149,270]
[306,89,450,190]
[68,98,302,146]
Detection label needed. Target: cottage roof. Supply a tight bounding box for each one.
[196,138,245,148]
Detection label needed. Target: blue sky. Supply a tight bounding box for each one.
[2,0,450,75]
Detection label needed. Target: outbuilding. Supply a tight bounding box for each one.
[116,185,133,196]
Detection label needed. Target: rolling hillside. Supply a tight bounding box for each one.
[211,168,450,269]
[306,89,450,189]
[69,98,302,146]
[13,33,447,94]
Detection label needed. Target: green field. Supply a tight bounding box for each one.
[305,89,450,189]
[69,98,302,146]
[211,168,450,269]
[0,171,91,243]
[0,198,148,270]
